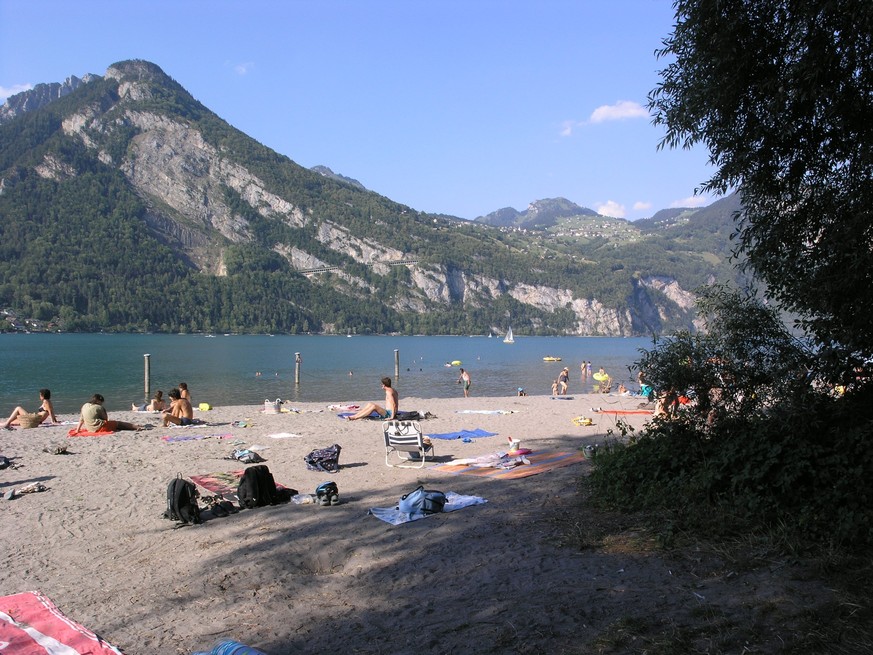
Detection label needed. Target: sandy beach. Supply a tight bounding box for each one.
[0,393,837,654]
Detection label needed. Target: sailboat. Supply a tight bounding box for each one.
[503,326,514,344]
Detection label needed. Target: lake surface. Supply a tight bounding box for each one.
[0,334,655,414]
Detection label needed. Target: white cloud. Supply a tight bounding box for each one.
[559,119,578,137]
[670,195,709,208]
[633,201,652,212]
[589,100,648,124]
[233,62,255,75]
[596,200,626,219]
[0,83,32,104]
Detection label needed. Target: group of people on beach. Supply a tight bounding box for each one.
[134,382,195,427]
[3,381,196,433]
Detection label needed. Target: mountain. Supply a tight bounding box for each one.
[475,198,599,229]
[0,59,741,336]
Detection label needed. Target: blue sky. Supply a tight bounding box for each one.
[0,0,716,221]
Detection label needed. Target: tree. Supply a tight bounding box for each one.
[649,0,873,379]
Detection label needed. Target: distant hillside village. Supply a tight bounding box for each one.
[1,309,59,333]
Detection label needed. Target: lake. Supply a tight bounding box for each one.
[0,334,655,414]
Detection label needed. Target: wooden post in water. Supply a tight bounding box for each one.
[294,352,302,385]
[394,349,400,379]
[143,353,151,402]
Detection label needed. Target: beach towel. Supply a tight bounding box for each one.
[454,409,516,414]
[327,404,360,411]
[425,428,498,440]
[593,409,653,415]
[432,451,587,480]
[368,491,487,525]
[0,590,124,655]
[190,470,290,503]
[160,433,234,443]
[68,428,115,437]
[336,411,382,420]
[549,396,575,400]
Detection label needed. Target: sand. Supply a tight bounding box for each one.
[0,393,837,654]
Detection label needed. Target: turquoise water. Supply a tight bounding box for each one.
[0,333,654,414]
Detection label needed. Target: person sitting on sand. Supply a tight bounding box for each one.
[3,388,58,429]
[132,390,165,412]
[76,394,142,433]
[178,382,191,402]
[162,388,195,426]
[346,376,398,421]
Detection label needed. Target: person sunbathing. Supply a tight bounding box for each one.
[346,376,398,421]
[162,388,195,426]
[75,393,142,433]
[3,388,58,429]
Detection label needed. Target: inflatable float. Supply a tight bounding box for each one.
[542,356,562,362]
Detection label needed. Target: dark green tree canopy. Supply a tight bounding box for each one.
[649,0,873,376]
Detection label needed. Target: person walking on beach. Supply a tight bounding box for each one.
[457,368,472,398]
[75,394,142,433]
[346,376,398,420]
[3,388,58,429]
[162,388,195,426]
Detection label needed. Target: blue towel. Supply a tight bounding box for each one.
[426,428,497,440]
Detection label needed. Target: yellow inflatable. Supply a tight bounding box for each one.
[572,416,593,426]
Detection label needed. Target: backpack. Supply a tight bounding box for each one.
[237,464,279,509]
[397,485,447,515]
[164,475,201,524]
[304,444,342,473]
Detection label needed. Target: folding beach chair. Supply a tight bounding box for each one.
[383,420,434,469]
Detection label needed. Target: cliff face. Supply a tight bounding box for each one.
[0,74,100,124]
[4,60,711,335]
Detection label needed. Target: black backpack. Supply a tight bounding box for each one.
[237,464,279,509]
[304,444,342,473]
[164,475,201,524]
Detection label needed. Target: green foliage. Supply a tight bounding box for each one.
[650,0,873,377]
[588,288,873,548]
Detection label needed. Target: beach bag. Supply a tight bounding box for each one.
[237,464,279,509]
[395,410,422,421]
[263,398,282,414]
[17,412,42,429]
[304,444,342,473]
[230,448,265,464]
[397,485,447,515]
[164,474,201,524]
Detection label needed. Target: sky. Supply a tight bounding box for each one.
[0,0,717,221]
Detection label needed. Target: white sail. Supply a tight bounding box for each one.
[504,326,514,343]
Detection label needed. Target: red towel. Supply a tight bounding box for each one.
[68,428,115,437]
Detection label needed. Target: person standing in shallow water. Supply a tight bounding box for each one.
[457,368,472,397]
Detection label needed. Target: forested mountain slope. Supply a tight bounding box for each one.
[0,60,740,335]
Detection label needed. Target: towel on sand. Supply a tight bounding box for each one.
[68,428,114,437]
[432,451,587,479]
[368,491,487,525]
[0,590,124,655]
[160,433,234,443]
[425,428,497,440]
